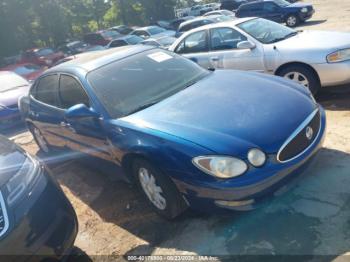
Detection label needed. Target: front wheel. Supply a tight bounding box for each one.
[132,159,188,219]
[30,125,51,154]
[285,14,299,27]
[278,65,321,95]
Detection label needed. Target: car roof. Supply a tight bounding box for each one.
[46,45,155,74]
[179,16,216,27]
[184,17,255,31]
[134,26,161,31]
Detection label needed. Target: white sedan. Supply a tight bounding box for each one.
[169,17,350,94]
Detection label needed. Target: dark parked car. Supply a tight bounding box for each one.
[107,35,144,48]
[220,0,248,11]
[176,17,215,37]
[20,46,325,219]
[0,135,78,258]
[167,16,196,31]
[83,30,121,46]
[19,48,65,67]
[236,0,315,27]
[110,25,134,35]
[0,71,31,129]
[57,41,92,56]
[130,26,176,39]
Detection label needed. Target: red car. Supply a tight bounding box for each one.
[0,63,45,82]
[83,30,121,46]
[20,48,65,67]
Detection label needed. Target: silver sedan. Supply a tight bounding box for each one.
[169,17,350,94]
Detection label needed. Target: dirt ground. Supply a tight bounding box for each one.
[5,0,350,260]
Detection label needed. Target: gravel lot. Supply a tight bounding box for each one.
[5,0,350,260]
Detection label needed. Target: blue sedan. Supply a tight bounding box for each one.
[20,46,326,219]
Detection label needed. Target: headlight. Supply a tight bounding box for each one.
[301,7,308,13]
[193,156,248,179]
[5,155,41,206]
[327,49,350,63]
[247,149,266,167]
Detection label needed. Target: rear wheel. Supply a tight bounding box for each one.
[30,125,51,153]
[278,65,321,95]
[286,14,299,27]
[132,159,187,219]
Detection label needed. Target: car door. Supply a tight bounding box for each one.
[57,74,113,162]
[208,27,265,72]
[262,2,283,22]
[174,30,211,69]
[29,74,67,148]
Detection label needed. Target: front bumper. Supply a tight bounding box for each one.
[313,60,350,87]
[174,107,326,212]
[299,9,315,21]
[0,166,78,260]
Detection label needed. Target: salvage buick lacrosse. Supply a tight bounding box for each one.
[20,46,326,219]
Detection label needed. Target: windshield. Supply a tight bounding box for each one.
[87,50,209,118]
[127,35,143,45]
[68,41,88,50]
[0,73,28,92]
[274,0,291,7]
[35,48,54,56]
[237,18,297,44]
[14,64,41,75]
[148,27,166,35]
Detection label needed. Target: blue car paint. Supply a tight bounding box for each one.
[23,46,326,211]
[236,0,314,24]
[0,107,22,130]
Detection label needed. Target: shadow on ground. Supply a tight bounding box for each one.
[299,19,328,28]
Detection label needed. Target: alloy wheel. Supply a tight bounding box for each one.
[284,71,310,87]
[138,167,167,210]
[287,16,297,27]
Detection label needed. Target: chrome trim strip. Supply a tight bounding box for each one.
[277,108,321,163]
[0,191,9,237]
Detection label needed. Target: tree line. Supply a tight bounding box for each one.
[0,0,212,59]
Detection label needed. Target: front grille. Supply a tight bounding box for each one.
[277,108,320,162]
[0,192,9,237]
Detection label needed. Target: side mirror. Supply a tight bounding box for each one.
[65,104,100,120]
[237,41,256,50]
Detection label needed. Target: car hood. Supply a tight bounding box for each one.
[275,31,350,52]
[0,136,27,187]
[0,85,29,107]
[122,71,316,156]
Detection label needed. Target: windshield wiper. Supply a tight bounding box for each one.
[267,31,298,44]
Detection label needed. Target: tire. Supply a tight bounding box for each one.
[132,159,188,219]
[285,14,299,27]
[29,124,51,154]
[278,65,321,95]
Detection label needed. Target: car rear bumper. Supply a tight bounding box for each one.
[174,107,326,212]
[313,60,350,87]
[0,166,78,260]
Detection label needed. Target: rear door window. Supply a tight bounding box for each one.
[33,74,59,107]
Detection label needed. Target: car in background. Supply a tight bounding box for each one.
[0,72,30,129]
[187,5,213,16]
[130,26,176,39]
[53,46,106,66]
[0,55,21,67]
[204,9,236,18]
[141,36,177,49]
[204,3,221,10]
[107,35,144,48]
[19,48,65,67]
[57,41,92,56]
[220,0,248,11]
[170,17,350,94]
[176,16,231,38]
[0,63,45,82]
[83,30,121,46]
[236,0,315,27]
[20,46,325,218]
[167,16,196,31]
[0,136,78,258]
[110,25,134,35]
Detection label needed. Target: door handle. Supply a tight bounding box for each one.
[210,57,219,62]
